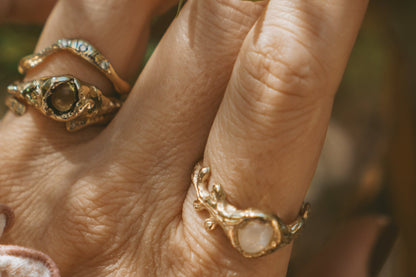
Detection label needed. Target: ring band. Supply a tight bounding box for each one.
[192,162,310,258]
[6,75,122,131]
[18,39,130,94]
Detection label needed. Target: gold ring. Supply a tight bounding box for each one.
[192,162,310,258]
[18,39,130,94]
[6,75,122,131]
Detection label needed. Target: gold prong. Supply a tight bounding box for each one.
[204,218,217,231]
[193,200,205,211]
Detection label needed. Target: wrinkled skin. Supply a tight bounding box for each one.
[0,0,380,276]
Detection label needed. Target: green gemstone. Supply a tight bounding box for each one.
[51,83,77,112]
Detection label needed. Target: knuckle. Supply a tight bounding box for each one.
[207,0,266,27]
[238,5,335,101]
[230,24,333,138]
[188,0,265,65]
[242,38,328,100]
[227,84,317,141]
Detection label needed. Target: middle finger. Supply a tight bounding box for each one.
[189,0,368,270]
[105,0,266,196]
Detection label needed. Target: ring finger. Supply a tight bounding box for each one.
[183,0,369,273]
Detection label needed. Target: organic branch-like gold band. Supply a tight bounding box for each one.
[18,39,130,94]
[192,162,310,258]
[6,75,122,131]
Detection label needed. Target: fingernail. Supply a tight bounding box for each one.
[368,221,399,277]
[0,204,15,237]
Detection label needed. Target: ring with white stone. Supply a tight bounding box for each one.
[192,162,310,258]
[18,38,130,94]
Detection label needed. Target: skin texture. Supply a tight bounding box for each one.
[0,0,371,276]
[0,0,57,22]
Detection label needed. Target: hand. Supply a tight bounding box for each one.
[0,0,376,276]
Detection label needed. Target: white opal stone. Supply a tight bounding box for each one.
[100,60,109,70]
[0,214,6,237]
[238,220,274,254]
[79,44,88,52]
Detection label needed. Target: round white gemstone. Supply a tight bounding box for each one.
[79,45,87,52]
[100,60,109,70]
[238,220,274,254]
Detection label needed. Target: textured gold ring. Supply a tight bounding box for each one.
[18,39,130,94]
[192,162,310,258]
[6,75,122,131]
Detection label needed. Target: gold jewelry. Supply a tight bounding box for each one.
[6,75,122,131]
[192,162,310,258]
[18,39,130,94]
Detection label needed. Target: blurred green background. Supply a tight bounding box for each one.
[0,1,415,276]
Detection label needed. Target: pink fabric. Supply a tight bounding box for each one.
[0,204,61,277]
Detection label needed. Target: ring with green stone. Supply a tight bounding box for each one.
[6,75,122,131]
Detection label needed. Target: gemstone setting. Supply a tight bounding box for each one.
[100,60,109,70]
[79,44,88,52]
[50,83,77,113]
[237,220,275,254]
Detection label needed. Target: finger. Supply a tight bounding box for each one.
[0,0,163,270]
[0,0,56,23]
[2,0,159,139]
[297,216,397,277]
[184,0,368,271]
[27,0,155,94]
[204,0,369,218]
[104,0,265,191]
